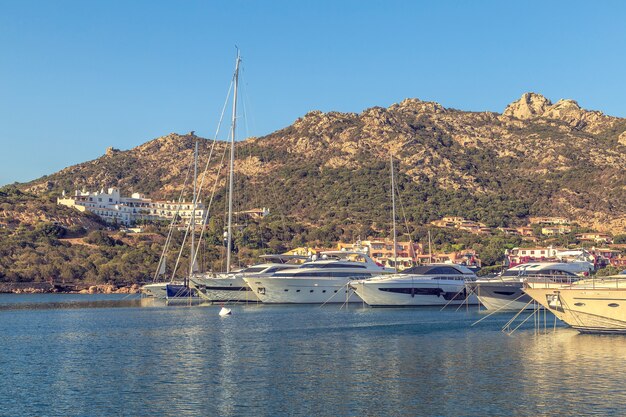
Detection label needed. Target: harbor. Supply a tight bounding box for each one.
[2,294,626,416]
[3,1,626,416]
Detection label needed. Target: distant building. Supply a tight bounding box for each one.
[505,246,564,265]
[541,225,572,236]
[336,238,423,270]
[529,216,570,225]
[577,233,612,244]
[505,246,599,267]
[516,226,535,237]
[57,187,205,226]
[611,257,626,268]
[430,217,489,234]
[234,207,270,219]
[415,250,481,268]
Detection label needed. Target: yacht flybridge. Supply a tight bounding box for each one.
[243,251,395,304]
[349,264,478,307]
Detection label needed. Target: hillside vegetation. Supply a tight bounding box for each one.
[2,92,624,285]
[26,92,626,234]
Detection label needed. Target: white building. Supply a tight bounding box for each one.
[57,187,205,226]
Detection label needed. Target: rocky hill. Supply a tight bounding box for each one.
[24,92,626,234]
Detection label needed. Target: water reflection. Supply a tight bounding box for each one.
[1,301,626,416]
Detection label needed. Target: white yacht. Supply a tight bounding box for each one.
[469,262,590,311]
[190,255,307,302]
[243,251,394,304]
[349,264,478,307]
[524,274,626,333]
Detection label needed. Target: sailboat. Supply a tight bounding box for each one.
[140,257,170,298]
[349,156,479,307]
[188,52,291,303]
[165,139,200,300]
[141,160,197,299]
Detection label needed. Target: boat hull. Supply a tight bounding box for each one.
[165,284,198,299]
[141,282,185,299]
[524,286,626,334]
[244,277,360,304]
[470,282,533,311]
[352,280,478,307]
[191,275,260,303]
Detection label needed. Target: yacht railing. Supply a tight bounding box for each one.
[525,275,626,289]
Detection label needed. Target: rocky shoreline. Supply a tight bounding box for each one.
[0,282,142,294]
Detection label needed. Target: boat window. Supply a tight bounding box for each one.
[429,266,463,275]
[284,289,289,292]
[401,265,462,275]
[296,289,301,292]
[608,303,619,308]
[242,266,267,273]
[379,287,444,296]
[320,264,367,269]
[310,290,314,293]
[574,302,585,306]
[322,290,326,293]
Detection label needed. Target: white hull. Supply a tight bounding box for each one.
[470,282,533,311]
[191,274,260,303]
[352,280,478,307]
[476,295,532,312]
[244,276,360,304]
[141,282,175,299]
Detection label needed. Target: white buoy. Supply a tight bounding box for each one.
[219,307,232,317]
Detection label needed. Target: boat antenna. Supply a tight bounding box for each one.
[226,51,241,273]
[390,154,397,272]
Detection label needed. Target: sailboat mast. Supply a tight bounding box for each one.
[391,154,397,272]
[189,140,198,286]
[428,229,433,264]
[226,52,241,273]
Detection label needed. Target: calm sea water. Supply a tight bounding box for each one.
[1,294,625,417]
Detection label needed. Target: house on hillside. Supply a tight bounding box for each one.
[541,225,572,236]
[337,239,423,270]
[577,232,612,244]
[529,216,570,225]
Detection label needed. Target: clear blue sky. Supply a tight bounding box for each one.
[1,0,625,186]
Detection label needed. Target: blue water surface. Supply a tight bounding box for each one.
[1,295,625,417]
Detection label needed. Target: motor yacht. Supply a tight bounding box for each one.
[349,263,478,307]
[469,262,590,311]
[190,255,307,302]
[243,251,394,303]
[524,274,626,333]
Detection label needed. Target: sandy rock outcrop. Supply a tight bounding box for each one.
[503,92,552,119]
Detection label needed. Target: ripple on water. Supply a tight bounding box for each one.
[1,297,625,416]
